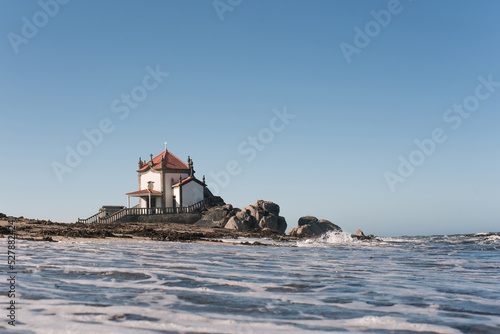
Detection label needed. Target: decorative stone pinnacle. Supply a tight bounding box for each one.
[189,157,194,177]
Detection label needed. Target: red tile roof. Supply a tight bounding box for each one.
[126,189,162,196]
[139,149,189,171]
[172,176,205,187]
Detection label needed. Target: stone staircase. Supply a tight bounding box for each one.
[77,196,224,224]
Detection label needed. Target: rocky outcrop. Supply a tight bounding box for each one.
[287,216,341,237]
[109,199,287,235]
[225,209,258,231]
[195,204,236,228]
[277,216,287,234]
[352,228,376,240]
[223,200,287,234]
[193,200,287,234]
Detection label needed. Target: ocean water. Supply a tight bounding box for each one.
[1,232,499,333]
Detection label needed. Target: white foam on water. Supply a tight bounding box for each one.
[219,237,277,245]
[4,236,500,333]
[14,296,314,334]
[378,236,412,243]
[296,231,357,247]
[340,316,462,334]
[485,234,500,242]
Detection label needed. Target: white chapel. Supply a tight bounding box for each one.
[126,143,206,209]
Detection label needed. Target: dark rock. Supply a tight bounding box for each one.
[259,214,278,231]
[298,216,319,227]
[223,209,259,231]
[0,225,11,234]
[196,205,235,228]
[355,229,365,237]
[235,209,249,221]
[277,216,287,234]
[225,216,253,231]
[260,200,280,216]
[223,200,286,234]
[288,217,341,238]
[351,230,377,241]
[244,204,259,220]
[239,210,258,229]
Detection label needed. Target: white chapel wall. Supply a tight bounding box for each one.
[173,187,181,207]
[182,181,204,206]
[164,172,189,207]
[137,171,196,208]
[140,171,161,191]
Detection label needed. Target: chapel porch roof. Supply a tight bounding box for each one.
[126,189,162,197]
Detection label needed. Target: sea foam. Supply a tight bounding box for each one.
[297,231,357,247]
[2,234,499,333]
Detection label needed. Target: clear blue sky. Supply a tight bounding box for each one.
[1,0,499,236]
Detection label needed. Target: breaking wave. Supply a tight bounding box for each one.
[296,231,357,247]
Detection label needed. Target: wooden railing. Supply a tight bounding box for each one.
[78,211,100,225]
[77,196,223,224]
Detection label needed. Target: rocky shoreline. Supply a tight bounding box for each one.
[0,201,377,244]
[0,216,292,244]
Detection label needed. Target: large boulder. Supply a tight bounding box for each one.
[352,229,376,240]
[261,201,280,216]
[287,216,341,238]
[355,229,365,237]
[243,200,280,221]
[195,204,236,228]
[225,216,250,230]
[298,216,318,226]
[243,204,260,221]
[224,210,257,231]
[223,200,287,234]
[277,216,287,234]
[252,200,286,234]
[259,214,278,231]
